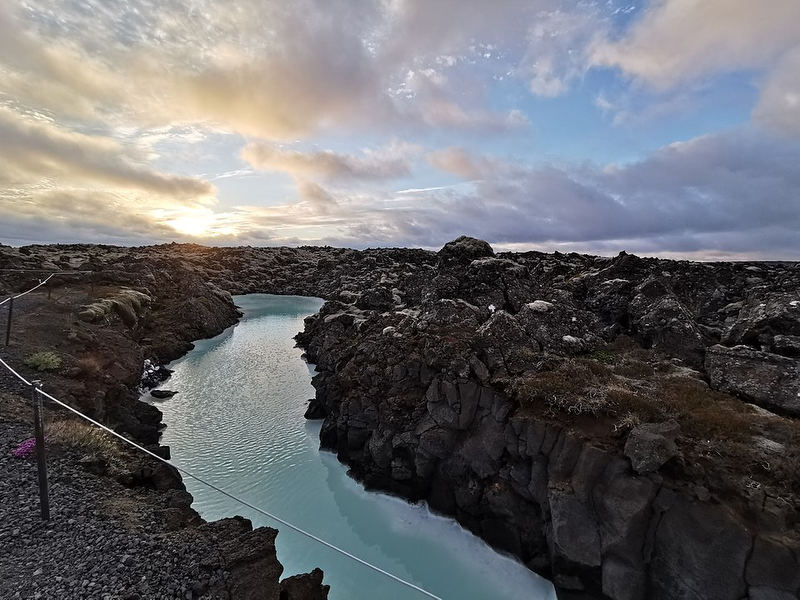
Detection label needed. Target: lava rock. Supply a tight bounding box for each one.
[623,421,680,474]
[705,344,800,416]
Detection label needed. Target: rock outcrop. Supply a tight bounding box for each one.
[706,344,800,416]
[294,238,800,599]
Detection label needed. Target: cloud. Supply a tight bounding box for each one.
[242,142,416,181]
[0,189,177,245]
[752,46,800,136]
[0,107,214,200]
[589,0,800,134]
[521,8,603,97]
[591,0,800,89]
[5,122,799,259]
[296,181,339,214]
[2,0,538,139]
[428,147,494,179]
[395,66,531,131]
[1,0,798,259]
[324,129,800,257]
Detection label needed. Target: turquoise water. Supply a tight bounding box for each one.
[152,294,555,600]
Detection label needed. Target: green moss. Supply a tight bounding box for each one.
[589,349,615,364]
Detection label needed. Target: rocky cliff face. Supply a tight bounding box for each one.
[295,237,800,599]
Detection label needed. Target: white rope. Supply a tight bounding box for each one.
[0,355,30,385]
[0,355,442,600]
[0,273,57,306]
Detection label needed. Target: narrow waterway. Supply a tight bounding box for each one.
[152,294,556,600]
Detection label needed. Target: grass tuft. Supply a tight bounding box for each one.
[24,351,62,372]
[47,419,121,457]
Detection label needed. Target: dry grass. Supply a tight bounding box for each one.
[74,355,102,379]
[47,418,122,457]
[658,379,753,442]
[511,345,758,446]
[612,411,641,433]
[512,359,612,415]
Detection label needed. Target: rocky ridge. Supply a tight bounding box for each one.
[2,238,799,600]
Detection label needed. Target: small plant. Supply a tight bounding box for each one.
[590,349,615,364]
[24,351,62,372]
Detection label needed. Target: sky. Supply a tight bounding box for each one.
[0,0,798,258]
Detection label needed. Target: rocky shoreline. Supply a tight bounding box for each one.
[2,239,799,600]
[0,246,330,599]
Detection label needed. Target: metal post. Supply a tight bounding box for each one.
[4,296,12,346]
[31,380,50,521]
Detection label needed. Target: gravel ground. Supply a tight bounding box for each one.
[0,418,232,600]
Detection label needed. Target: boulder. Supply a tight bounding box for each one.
[745,535,800,594]
[772,334,800,357]
[705,345,800,416]
[304,398,327,419]
[723,290,800,350]
[516,298,604,355]
[355,286,394,311]
[437,236,494,269]
[623,422,680,474]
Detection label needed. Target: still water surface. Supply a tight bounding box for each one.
[153,294,556,600]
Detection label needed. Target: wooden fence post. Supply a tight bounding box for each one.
[31,380,50,521]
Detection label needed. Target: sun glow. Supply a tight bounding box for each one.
[164,209,238,238]
[168,213,215,236]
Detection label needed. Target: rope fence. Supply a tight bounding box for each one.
[0,275,442,599]
[0,273,55,306]
[1,271,93,345]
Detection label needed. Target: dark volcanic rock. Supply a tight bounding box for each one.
[2,237,799,600]
[280,568,330,600]
[150,389,178,399]
[706,344,800,416]
[292,237,800,600]
[623,421,680,474]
